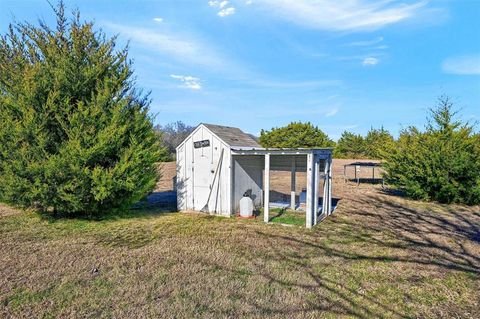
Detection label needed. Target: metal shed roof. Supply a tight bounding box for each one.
[230,147,333,156]
[202,123,261,148]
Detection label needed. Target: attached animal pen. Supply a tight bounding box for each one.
[176,123,334,228]
[231,148,333,228]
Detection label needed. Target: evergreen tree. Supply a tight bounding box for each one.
[334,131,367,158]
[364,127,395,159]
[259,122,335,148]
[383,96,480,205]
[0,2,163,215]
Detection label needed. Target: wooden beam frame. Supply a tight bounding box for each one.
[238,149,333,228]
[264,153,270,223]
[313,157,320,225]
[322,159,328,217]
[328,155,333,216]
[290,157,296,210]
[305,153,314,228]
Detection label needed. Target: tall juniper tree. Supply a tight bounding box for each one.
[0,2,162,215]
[383,96,480,205]
[259,122,335,148]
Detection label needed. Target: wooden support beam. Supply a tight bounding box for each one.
[290,157,296,210]
[355,165,358,185]
[305,153,314,228]
[264,153,270,223]
[322,160,328,216]
[328,156,333,215]
[313,157,319,226]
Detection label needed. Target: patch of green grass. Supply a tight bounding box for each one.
[4,287,54,310]
[269,208,306,226]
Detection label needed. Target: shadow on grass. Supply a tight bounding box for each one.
[202,192,479,318]
[345,178,384,185]
[38,191,178,223]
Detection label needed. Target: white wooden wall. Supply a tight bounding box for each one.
[176,125,232,216]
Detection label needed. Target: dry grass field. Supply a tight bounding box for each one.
[1,160,479,318]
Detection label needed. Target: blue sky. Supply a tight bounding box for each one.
[1,0,479,139]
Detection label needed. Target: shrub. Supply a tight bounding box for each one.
[364,127,395,159]
[259,122,335,148]
[334,131,366,158]
[383,96,480,205]
[334,128,395,159]
[0,3,163,215]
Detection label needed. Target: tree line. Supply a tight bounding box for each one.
[155,121,396,160]
[156,96,480,205]
[256,96,480,205]
[258,122,396,160]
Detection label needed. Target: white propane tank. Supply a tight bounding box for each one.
[239,193,254,218]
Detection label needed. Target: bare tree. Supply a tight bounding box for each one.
[155,121,195,160]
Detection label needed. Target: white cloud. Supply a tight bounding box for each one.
[442,55,480,75]
[170,74,202,90]
[219,1,229,9]
[325,107,339,117]
[153,17,163,23]
[336,53,383,64]
[362,57,379,66]
[346,36,383,47]
[103,22,229,69]
[218,7,236,17]
[252,0,429,31]
[246,0,253,4]
[209,1,236,17]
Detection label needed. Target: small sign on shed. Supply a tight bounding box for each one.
[193,139,210,148]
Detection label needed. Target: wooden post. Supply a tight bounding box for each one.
[344,164,347,183]
[290,157,296,210]
[264,153,270,223]
[322,161,328,217]
[306,153,314,228]
[313,156,319,225]
[324,158,327,215]
[356,165,360,186]
[328,156,333,215]
[372,166,375,182]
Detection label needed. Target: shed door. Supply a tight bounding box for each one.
[193,156,212,210]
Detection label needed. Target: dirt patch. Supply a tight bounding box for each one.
[155,162,176,192]
[0,204,22,218]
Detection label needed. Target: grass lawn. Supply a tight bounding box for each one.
[1,186,479,318]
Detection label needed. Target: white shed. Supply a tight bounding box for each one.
[176,123,333,228]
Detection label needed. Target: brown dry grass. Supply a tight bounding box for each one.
[1,160,479,318]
